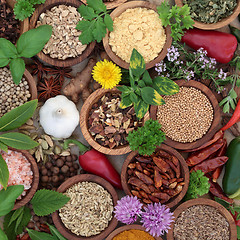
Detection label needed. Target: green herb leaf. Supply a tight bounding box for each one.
[119,94,132,109]
[17,25,52,58]
[133,98,149,119]
[0,154,9,190]
[77,20,94,45]
[157,1,171,26]
[27,228,55,240]
[152,76,179,95]
[15,207,31,235]
[0,142,8,152]
[0,49,10,68]
[29,0,46,4]
[129,49,145,78]
[31,189,70,216]
[0,185,24,217]
[142,71,153,86]
[14,0,35,21]
[9,58,25,85]
[8,207,23,227]
[0,228,8,240]
[92,18,107,42]
[237,225,240,239]
[0,99,38,132]
[104,14,113,31]
[77,5,97,20]
[46,224,67,240]
[0,132,39,150]
[86,0,106,14]
[214,197,230,209]
[0,38,18,58]
[140,87,165,105]
[3,211,16,240]
[130,92,139,104]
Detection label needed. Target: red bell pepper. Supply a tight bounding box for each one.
[181,28,237,64]
[64,139,122,189]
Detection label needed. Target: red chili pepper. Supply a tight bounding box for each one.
[221,99,240,131]
[64,139,122,189]
[181,29,238,63]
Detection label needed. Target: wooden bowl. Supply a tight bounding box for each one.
[10,148,39,210]
[121,144,190,209]
[106,224,163,240]
[81,0,128,9]
[24,68,38,100]
[29,0,96,67]
[150,80,221,150]
[166,198,237,240]
[80,87,136,155]
[175,0,240,30]
[102,1,172,69]
[52,174,118,240]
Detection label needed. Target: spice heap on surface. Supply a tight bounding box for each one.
[157,86,213,143]
[36,5,87,60]
[0,67,31,117]
[88,92,142,149]
[173,204,230,240]
[0,150,33,199]
[127,150,185,204]
[183,0,237,24]
[113,229,155,240]
[59,181,113,237]
[109,7,166,63]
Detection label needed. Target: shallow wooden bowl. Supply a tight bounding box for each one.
[102,1,172,69]
[150,80,221,150]
[81,0,128,9]
[29,0,96,67]
[24,68,38,100]
[166,198,237,240]
[175,0,240,30]
[106,224,163,240]
[121,144,190,209]
[52,174,118,240]
[80,87,134,155]
[11,148,39,210]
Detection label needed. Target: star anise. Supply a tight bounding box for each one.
[38,76,62,101]
[47,66,72,84]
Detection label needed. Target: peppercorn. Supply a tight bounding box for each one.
[66,155,72,162]
[45,161,52,169]
[41,168,48,176]
[61,165,69,173]
[27,221,35,229]
[52,167,60,175]
[56,159,64,167]
[41,176,48,182]
[52,175,59,183]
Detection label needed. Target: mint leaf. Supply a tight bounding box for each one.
[31,189,70,216]
[104,14,113,31]
[93,18,107,42]
[0,154,9,190]
[77,5,97,20]
[0,38,18,58]
[9,58,25,85]
[87,0,106,13]
[27,229,55,240]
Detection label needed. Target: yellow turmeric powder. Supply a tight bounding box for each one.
[113,229,155,240]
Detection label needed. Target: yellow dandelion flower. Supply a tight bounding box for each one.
[92,59,122,89]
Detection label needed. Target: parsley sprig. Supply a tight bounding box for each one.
[76,0,113,45]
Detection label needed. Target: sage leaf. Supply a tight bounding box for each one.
[0,99,38,132]
[0,228,8,240]
[0,38,18,58]
[0,185,24,216]
[0,154,9,190]
[140,87,165,105]
[27,229,55,240]
[119,94,132,109]
[152,77,179,95]
[0,142,8,152]
[46,224,67,240]
[9,58,25,85]
[134,98,149,119]
[17,25,52,58]
[0,132,39,150]
[129,48,145,78]
[142,71,152,86]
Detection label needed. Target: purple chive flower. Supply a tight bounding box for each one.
[141,203,174,237]
[166,45,180,62]
[114,196,143,224]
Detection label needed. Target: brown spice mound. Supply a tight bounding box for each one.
[173,205,230,240]
[157,87,213,143]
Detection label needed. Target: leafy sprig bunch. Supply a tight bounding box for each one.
[14,0,46,21]
[76,0,113,44]
[157,1,194,41]
[117,48,179,119]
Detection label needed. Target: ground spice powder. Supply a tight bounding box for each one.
[113,229,155,240]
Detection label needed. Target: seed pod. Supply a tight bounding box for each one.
[44,135,54,147]
[41,139,49,150]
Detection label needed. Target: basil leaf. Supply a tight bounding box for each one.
[0,38,18,58]
[0,48,10,67]
[27,228,55,240]
[0,228,8,240]
[17,25,52,58]
[0,154,9,190]
[9,58,25,85]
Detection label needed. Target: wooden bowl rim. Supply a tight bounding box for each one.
[81,0,128,9]
[80,87,133,155]
[166,198,237,240]
[102,1,172,69]
[121,144,190,208]
[24,68,38,100]
[8,148,39,210]
[29,0,96,67]
[105,224,163,240]
[175,0,240,30]
[150,80,221,150]
[52,174,118,240]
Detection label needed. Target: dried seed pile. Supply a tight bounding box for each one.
[88,92,142,149]
[36,5,87,60]
[173,205,230,240]
[157,87,213,143]
[128,150,185,204]
[0,67,31,117]
[59,181,113,237]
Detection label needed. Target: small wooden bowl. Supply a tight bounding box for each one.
[10,148,39,210]
[52,174,118,240]
[150,80,221,150]
[80,87,135,155]
[81,0,128,9]
[121,144,190,209]
[166,198,237,240]
[175,0,240,30]
[29,0,96,67]
[102,1,172,69]
[106,224,163,240]
[24,68,38,100]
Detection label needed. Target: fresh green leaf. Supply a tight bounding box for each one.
[140,87,165,105]
[9,58,25,85]
[92,18,107,42]
[0,50,10,68]
[119,94,132,109]
[117,85,132,94]
[138,80,146,88]
[152,76,179,95]
[17,25,52,58]
[15,207,31,235]
[157,1,171,26]
[77,5,97,20]
[129,48,145,78]
[29,0,46,4]
[0,38,18,58]
[0,228,8,240]
[223,101,230,113]
[133,98,149,119]
[130,92,139,104]
[77,20,95,45]
[3,211,16,240]
[0,142,8,152]
[104,14,113,31]
[0,132,39,150]
[46,224,67,240]
[87,0,106,14]
[0,99,38,132]
[0,154,9,190]
[237,225,240,239]
[0,185,24,217]
[214,197,230,209]
[27,228,55,240]
[14,0,35,21]
[31,189,70,216]
[142,71,153,86]
[8,207,23,227]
